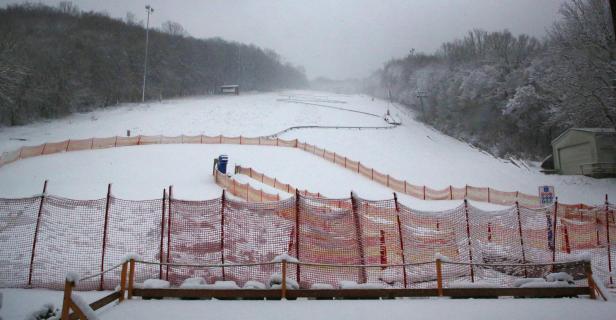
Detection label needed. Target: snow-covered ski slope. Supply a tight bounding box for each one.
[0,90,614,204]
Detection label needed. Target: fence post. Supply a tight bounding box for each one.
[281,260,287,299]
[350,192,367,283]
[28,180,48,287]
[463,199,474,282]
[159,189,167,279]
[487,187,490,203]
[99,183,112,290]
[515,202,528,278]
[423,186,426,200]
[119,260,128,303]
[127,258,136,299]
[393,193,407,288]
[552,198,559,264]
[465,185,468,198]
[449,186,453,200]
[295,189,301,285]
[605,194,613,285]
[357,162,361,174]
[166,185,173,280]
[371,168,374,180]
[60,279,74,320]
[220,190,226,280]
[563,224,571,254]
[585,261,597,300]
[65,140,70,152]
[436,258,443,297]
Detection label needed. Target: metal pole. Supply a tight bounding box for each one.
[393,193,408,288]
[100,183,112,290]
[142,5,154,102]
[28,180,48,286]
[463,199,474,282]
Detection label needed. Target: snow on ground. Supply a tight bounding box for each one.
[0,143,504,210]
[0,90,613,204]
[0,91,385,153]
[3,288,615,320]
[0,289,110,320]
[95,297,615,320]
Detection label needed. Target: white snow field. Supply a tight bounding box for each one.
[1,91,616,319]
[2,289,614,320]
[0,90,614,204]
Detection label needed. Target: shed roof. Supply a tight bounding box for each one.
[220,85,240,88]
[552,127,616,145]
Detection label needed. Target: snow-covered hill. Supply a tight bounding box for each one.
[0,91,614,204]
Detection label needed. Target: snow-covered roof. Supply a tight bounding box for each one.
[552,127,615,145]
[220,84,240,88]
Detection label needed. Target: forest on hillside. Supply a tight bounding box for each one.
[0,3,308,126]
[364,0,616,159]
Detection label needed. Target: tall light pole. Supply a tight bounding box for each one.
[142,5,154,102]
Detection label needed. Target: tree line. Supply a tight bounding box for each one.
[364,0,615,159]
[0,3,308,126]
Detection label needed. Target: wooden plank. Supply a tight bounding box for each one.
[132,287,590,300]
[90,291,122,310]
[286,288,439,299]
[442,287,589,298]
[133,288,282,299]
[69,291,122,319]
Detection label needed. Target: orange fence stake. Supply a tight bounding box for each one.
[281,260,287,299]
[119,261,128,302]
[60,279,74,320]
[127,258,135,299]
[436,259,443,297]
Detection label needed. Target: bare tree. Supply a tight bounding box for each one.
[161,20,188,37]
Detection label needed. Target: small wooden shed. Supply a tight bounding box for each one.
[551,128,616,177]
[219,85,240,95]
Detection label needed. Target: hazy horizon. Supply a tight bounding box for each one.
[1,0,567,80]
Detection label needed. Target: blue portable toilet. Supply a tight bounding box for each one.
[217,155,229,174]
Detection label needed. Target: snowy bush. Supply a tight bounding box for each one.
[310,283,334,289]
[180,277,206,288]
[26,303,59,320]
[143,279,171,289]
[545,272,574,283]
[213,281,240,289]
[268,273,299,289]
[243,281,266,289]
[338,280,384,289]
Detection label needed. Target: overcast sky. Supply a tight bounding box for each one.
[1,0,567,79]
